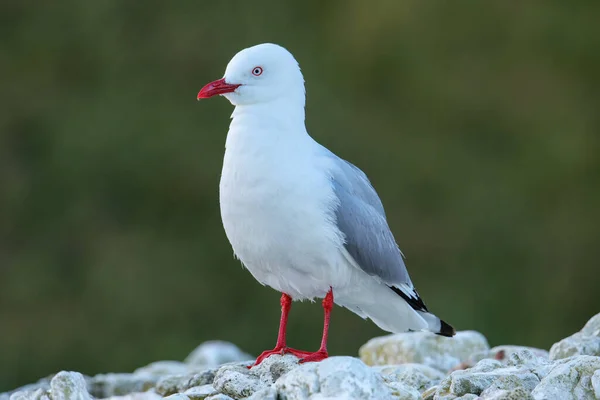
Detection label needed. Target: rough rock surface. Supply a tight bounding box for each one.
[372,364,445,392]
[433,357,541,399]
[7,372,93,400]
[274,356,395,399]
[3,313,600,400]
[487,345,549,364]
[531,355,600,400]
[550,312,600,360]
[88,373,158,397]
[359,330,489,372]
[593,370,600,399]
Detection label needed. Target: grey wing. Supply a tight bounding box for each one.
[328,153,430,312]
[328,154,411,286]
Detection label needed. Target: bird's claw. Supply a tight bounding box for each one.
[249,347,326,368]
[298,349,328,363]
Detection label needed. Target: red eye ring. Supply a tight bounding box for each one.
[252,66,263,76]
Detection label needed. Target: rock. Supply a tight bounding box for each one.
[550,313,600,360]
[204,396,234,400]
[531,355,600,400]
[384,382,420,399]
[88,373,157,397]
[9,389,50,400]
[212,354,298,398]
[244,387,278,400]
[479,375,534,399]
[134,361,190,377]
[359,331,489,372]
[155,376,188,397]
[489,346,549,363]
[481,387,534,400]
[183,385,218,400]
[185,342,253,367]
[421,386,437,400]
[455,395,478,400]
[372,364,445,392]
[163,395,189,400]
[582,313,600,336]
[101,392,163,400]
[592,370,600,399]
[246,353,299,385]
[154,369,219,397]
[274,356,394,399]
[212,364,263,399]
[3,378,53,400]
[49,372,92,400]
[434,358,540,399]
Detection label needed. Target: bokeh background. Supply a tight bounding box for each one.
[1,0,599,391]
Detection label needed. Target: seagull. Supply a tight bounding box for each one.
[197,43,455,367]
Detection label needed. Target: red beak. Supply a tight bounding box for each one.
[197,78,241,99]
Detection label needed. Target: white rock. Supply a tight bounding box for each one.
[550,313,600,360]
[531,355,600,400]
[359,331,489,372]
[384,382,420,400]
[244,387,278,400]
[212,364,263,399]
[185,341,253,367]
[582,313,600,336]
[247,354,299,385]
[504,349,554,380]
[434,358,540,398]
[421,386,436,400]
[163,394,189,400]
[274,356,394,399]
[154,369,219,397]
[9,389,50,400]
[481,387,534,400]
[102,391,163,400]
[204,395,234,400]
[592,370,600,399]
[49,372,91,400]
[479,375,534,399]
[372,364,445,392]
[3,378,53,400]
[212,354,299,399]
[489,346,549,363]
[183,385,217,400]
[88,373,157,397]
[134,361,190,377]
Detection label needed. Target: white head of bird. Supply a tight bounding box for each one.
[198,43,305,110]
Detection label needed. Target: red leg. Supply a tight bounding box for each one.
[250,289,333,368]
[299,288,333,363]
[250,293,294,367]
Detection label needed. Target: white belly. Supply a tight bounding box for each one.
[219,134,347,299]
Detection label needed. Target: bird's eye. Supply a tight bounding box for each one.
[252,67,263,76]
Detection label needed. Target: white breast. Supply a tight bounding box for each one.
[219,118,346,299]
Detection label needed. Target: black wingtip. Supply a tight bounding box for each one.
[389,285,429,312]
[436,319,456,337]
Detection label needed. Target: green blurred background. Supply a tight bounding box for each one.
[1,0,599,391]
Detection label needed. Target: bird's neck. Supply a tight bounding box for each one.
[230,96,306,132]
